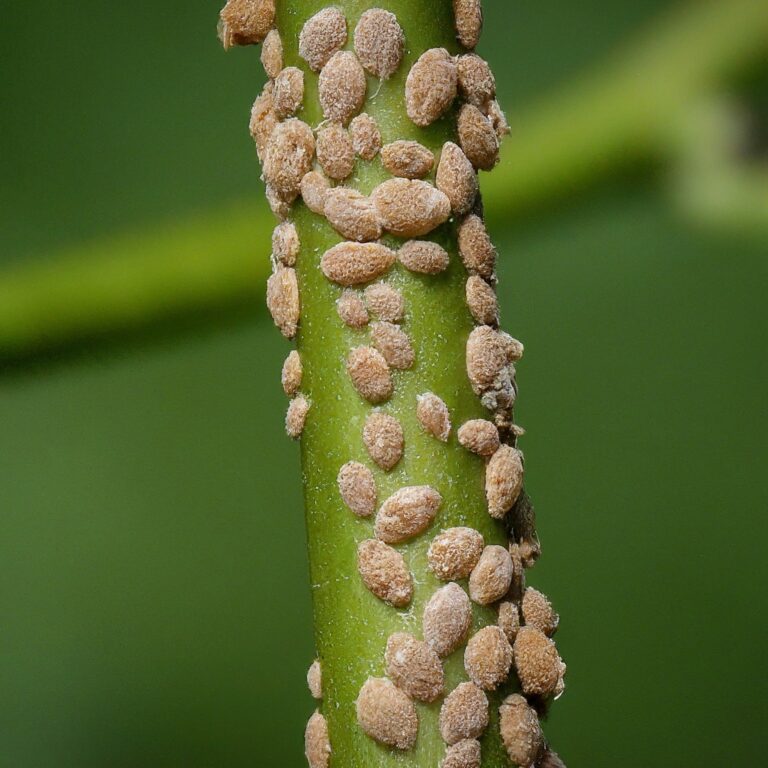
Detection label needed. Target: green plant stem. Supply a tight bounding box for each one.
[1,0,766,363]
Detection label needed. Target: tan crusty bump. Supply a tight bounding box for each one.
[300,170,330,215]
[457,54,495,107]
[442,739,481,768]
[513,626,564,698]
[272,66,304,118]
[321,242,396,286]
[436,142,478,216]
[266,267,300,338]
[272,221,300,266]
[381,140,435,179]
[304,710,331,768]
[375,485,441,544]
[336,289,369,328]
[260,29,283,79]
[307,659,322,700]
[219,0,275,48]
[364,283,404,323]
[457,419,500,457]
[522,587,560,636]
[469,544,513,605]
[417,392,451,441]
[372,178,451,238]
[249,84,278,159]
[423,582,472,657]
[285,395,310,439]
[405,48,458,127]
[371,321,414,370]
[357,539,412,607]
[316,123,355,181]
[428,527,484,580]
[350,113,382,160]
[487,99,511,139]
[319,51,367,125]
[439,682,489,745]
[324,188,383,242]
[347,346,393,403]
[384,632,445,702]
[281,350,303,396]
[398,240,450,275]
[354,9,405,80]
[507,543,526,603]
[466,326,514,394]
[452,0,483,49]
[458,104,499,171]
[498,601,521,643]
[465,276,498,326]
[464,626,513,690]
[363,411,404,471]
[498,694,544,768]
[298,7,347,72]
[539,747,567,768]
[356,677,418,750]
[263,118,315,203]
[265,184,290,220]
[486,445,524,518]
[337,461,377,517]
[458,214,496,279]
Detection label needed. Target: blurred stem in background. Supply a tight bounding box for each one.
[0,0,766,365]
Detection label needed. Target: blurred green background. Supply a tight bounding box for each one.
[1,0,767,766]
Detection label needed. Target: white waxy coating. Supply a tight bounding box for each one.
[423,582,473,657]
[375,486,442,544]
[356,677,418,750]
[281,350,302,395]
[272,221,300,266]
[285,395,310,439]
[307,659,322,699]
[304,710,331,768]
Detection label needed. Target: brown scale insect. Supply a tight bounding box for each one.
[364,283,404,323]
[316,122,355,181]
[441,739,481,768]
[300,170,330,215]
[265,184,290,220]
[371,321,415,370]
[398,240,450,275]
[272,221,299,267]
[307,659,322,699]
[457,54,496,108]
[324,188,382,242]
[486,444,524,518]
[336,289,369,328]
[347,346,393,403]
[439,681,489,745]
[381,140,435,179]
[321,242,396,286]
[298,7,347,72]
[458,214,496,279]
[453,0,483,50]
[428,527,484,580]
[349,113,382,160]
[319,51,367,125]
[458,104,500,171]
[262,118,315,203]
[353,9,405,80]
[466,325,516,394]
[304,710,331,768]
[384,632,444,702]
[436,142,478,216]
[498,600,521,644]
[363,411,404,471]
[281,350,302,396]
[468,544,514,605]
[487,99,511,139]
[416,392,451,441]
[513,626,565,698]
[423,582,473,657]
[457,418,500,457]
[465,275,498,326]
[218,0,275,48]
[337,461,377,517]
[464,625,513,691]
[272,66,304,118]
[372,178,451,238]
[357,539,413,607]
[260,28,283,79]
[249,84,278,160]
[375,485,442,544]
[266,267,300,338]
[285,395,310,439]
[405,48,458,127]
[498,694,544,768]
[522,587,560,636]
[356,677,418,750]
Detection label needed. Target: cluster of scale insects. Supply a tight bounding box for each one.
[220,1,566,765]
